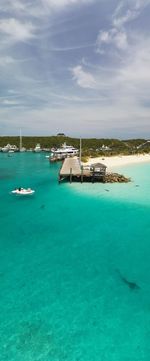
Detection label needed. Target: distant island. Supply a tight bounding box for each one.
[0,136,150,160]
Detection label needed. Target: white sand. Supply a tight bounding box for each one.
[82,154,150,172]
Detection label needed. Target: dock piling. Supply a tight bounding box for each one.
[70,167,72,183]
[81,165,83,183]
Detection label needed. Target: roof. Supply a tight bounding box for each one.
[91,163,107,169]
[57,133,65,136]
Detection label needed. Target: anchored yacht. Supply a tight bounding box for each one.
[2,144,18,152]
[51,142,78,157]
[34,143,42,153]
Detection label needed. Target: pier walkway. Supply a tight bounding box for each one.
[60,157,81,177]
[59,157,107,183]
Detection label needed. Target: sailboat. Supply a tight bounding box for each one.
[19,129,26,152]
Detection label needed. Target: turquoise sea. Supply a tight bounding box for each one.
[0,152,150,361]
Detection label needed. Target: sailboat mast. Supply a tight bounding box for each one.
[20,129,22,151]
[79,137,82,163]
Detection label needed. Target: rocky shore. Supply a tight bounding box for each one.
[105,172,131,183]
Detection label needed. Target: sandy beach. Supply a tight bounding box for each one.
[83,154,150,172]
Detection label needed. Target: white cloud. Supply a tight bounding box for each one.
[96,34,150,111]
[9,0,26,12]
[0,0,150,137]
[13,0,97,17]
[97,28,128,51]
[113,9,137,28]
[118,37,150,90]
[0,0,26,12]
[1,99,150,137]
[0,0,97,20]
[113,0,150,28]
[0,56,15,66]
[97,0,150,54]
[0,99,20,105]
[72,65,97,89]
[40,0,94,9]
[0,18,35,43]
[98,31,110,44]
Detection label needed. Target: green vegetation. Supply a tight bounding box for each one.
[81,155,89,163]
[0,136,150,156]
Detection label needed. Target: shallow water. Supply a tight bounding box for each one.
[0,153,150,361]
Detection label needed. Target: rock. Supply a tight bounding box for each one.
[105,172,131,183]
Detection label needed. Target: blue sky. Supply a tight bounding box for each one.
[0,0,150,138]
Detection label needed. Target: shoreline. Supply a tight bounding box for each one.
[82,154,150,172]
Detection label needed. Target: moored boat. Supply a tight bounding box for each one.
[34,143,42,153]
[11,188,35,195]
[50,142,78,159]
[2,144,11,152]
[2,144,18,152]
[20,147,26,152]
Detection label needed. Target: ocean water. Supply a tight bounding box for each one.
[0,152,150,361]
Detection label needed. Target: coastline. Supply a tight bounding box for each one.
[82,153,150,172]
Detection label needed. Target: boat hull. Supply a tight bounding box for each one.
[11,189,35,195]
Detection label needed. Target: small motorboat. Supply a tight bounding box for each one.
[11,188,35,195]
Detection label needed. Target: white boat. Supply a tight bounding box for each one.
[51,142,78,156]
[34,143,42,153]
[2,144,18,152]
[20,147,26,152]
[11,188,35,195]
[2,144,11,152]
[10,145,18,152]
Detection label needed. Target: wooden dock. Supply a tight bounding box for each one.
[59,158,81,182]
[59,158,107,183]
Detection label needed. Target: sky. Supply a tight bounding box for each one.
[0,0,150,138]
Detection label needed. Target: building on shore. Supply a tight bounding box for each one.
[57,133,66,137]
